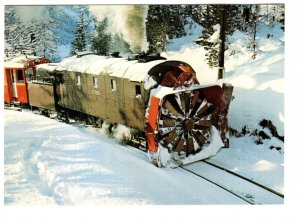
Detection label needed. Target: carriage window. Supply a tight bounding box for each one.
[111,79,117,91]
[17,69,24,83]
[77,75,81,85]
[93,77,98,88]
[135,85,141,97]
[26,68,33,81]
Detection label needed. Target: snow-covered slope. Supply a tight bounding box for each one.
[163,22,284,138]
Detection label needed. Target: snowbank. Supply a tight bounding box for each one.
[223,25,284,135]
[166,17,203,51]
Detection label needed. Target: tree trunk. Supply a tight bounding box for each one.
[252,21,257,59]
[218,7,226,80]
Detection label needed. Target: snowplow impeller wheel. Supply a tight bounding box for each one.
[157,90,213,159]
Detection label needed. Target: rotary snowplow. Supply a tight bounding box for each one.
[145,65,233,167]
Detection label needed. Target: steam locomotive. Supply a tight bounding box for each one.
[4,52,233,167]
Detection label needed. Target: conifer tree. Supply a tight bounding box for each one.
[70,18,87,55]
[91,18,111,56]
[241,5,260,59]
[196,5,220,68]
[146,5,186,53]
[4,6,59,59]
[196,5,242,68]
[70,6,93,55]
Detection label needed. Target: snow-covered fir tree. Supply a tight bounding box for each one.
[196,5,242,68]
[5,5,76,61]
[4,6,37,55]
[259,4,285,28]
[70,18,87,55]
[146,5,186,53]
[242,5,284,59]
[246,5,260,59]
[69,6,94,55]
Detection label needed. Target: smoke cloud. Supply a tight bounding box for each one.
[89,5,149,53]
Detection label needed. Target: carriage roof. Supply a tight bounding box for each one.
[36,63,59,72]
[54,54,179,83]
[4,55,50,69]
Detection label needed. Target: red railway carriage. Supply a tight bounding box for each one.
[4,55,50,105]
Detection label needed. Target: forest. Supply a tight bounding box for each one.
[4,5,284,67]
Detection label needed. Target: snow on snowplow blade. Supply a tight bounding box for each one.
[146,83,233,167]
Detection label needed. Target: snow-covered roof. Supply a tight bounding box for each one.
[106,59,139,78]
[55,54,173,83]
[122,60,167,82]
[36,63,59,72]
[4,55,42,69]
[55,55,123,75]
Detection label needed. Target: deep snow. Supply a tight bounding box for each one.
[4,109,248,205]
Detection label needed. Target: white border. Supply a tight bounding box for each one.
[2,1,300,218]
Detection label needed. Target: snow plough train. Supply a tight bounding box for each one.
[4,52,233,167]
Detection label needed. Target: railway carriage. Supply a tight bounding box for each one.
[4,55,50,105]
[27,63,59,112]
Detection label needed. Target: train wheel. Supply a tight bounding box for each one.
[157,90,213,164]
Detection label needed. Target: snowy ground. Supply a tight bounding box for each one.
[3,107,284,207]
[4,109,248,205]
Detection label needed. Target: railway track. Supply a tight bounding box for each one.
[41,111,285,205]
[126,137,284,204]
[180,160,284,205]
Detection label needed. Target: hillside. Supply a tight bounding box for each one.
[163,20,284,143]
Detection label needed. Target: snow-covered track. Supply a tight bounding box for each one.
[4,105,22,111]
[180,161,284,205]
[203,160,284,198]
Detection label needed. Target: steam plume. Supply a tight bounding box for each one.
[89,5,149,53]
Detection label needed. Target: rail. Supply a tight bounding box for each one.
[180,160,284,205]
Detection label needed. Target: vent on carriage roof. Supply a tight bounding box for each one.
[76,51,94,58]
[110,52,121,58]
[128,52,166,62]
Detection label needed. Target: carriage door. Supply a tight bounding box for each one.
[9,69,18,99]
[133,84,145,130]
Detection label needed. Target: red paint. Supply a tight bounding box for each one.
[4,57,50,105]
[146,96,161,152]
